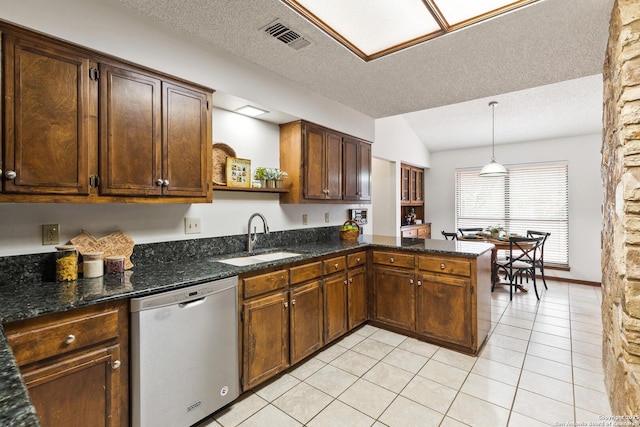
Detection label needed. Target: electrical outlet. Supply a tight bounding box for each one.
[325,212,330,223]
[185,218,201,234]
[42,224,59,245]
[302,214,308,225]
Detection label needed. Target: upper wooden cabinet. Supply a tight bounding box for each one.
[279,120,372,204]
[100,65,210,198]
[0,22,213,203]
[2,33,91,196]
[401,164,424,206]
[343,136,371,202]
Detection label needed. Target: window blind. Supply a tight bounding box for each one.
[455,162,569,266]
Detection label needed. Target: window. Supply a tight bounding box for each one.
[455,162,569,266]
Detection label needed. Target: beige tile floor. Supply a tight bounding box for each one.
[200,279,610,427]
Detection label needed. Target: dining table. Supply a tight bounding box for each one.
[459,235,531,292]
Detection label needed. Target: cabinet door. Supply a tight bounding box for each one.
[3,34,90,195]
[347,266,367,330]
[290,281,324,364]
[417,273,471,347]
[22,344,121,427]
[162,82,209,197]
[343,138,371,202]
[342,137,359,200]
[99,63,162,196]
[401,166,410,203]
[243,292,289,390]
[359,141,372,201]
[414,168,424,203]
[372,266,415,331]
[324,272,348,343]
[303,124,326,200]
[325,130,343,200]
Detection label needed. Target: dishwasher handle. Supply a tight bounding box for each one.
[179,297,206,308]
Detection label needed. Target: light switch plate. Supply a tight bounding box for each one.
[325,212,330,223]
[185,218,201,234]
[42,224,59,245]
[302,214,308,225]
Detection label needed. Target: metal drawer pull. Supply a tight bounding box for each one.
[418,280,422,286]
[64,334,76,345]
[390,257,394,263]
[155,179,164,186]
[356,258,361,263]
[440,263,446,270]
[334,263,339,269]
[112,360,121,370]
[5,170,17,179]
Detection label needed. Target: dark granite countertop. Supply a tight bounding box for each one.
[0,235,492,426]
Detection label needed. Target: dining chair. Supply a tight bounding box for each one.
[494,236,544,300]
[441,231,458,240]
[458,227,484,236]
[526,230,551,289]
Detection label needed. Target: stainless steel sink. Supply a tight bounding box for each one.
[218,251,301,266]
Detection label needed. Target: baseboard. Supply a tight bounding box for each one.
[543,274,601,287]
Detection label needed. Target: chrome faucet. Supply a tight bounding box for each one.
[247,213,270,253]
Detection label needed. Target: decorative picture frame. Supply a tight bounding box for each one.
[226,157,251,188]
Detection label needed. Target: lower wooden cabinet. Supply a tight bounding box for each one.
[242,291,289,390]
[372,265,416,331]
[4,300,128,427]
[290,280,324,364]
[323,271,348,344]
[347,265,367,329]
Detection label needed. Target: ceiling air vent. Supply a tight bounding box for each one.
[262,19,311,51]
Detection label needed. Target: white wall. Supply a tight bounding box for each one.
[426,133,603,283]
[372,115,431,234]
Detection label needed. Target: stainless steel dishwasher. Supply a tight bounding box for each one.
[130,276,239,427]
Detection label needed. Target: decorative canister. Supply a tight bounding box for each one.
[105,255,125,274]
[55,245,79,281]
[83,251,104,278]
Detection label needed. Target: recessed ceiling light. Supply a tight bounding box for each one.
[235,105,269,117]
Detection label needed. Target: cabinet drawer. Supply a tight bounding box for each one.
[323,256,347,275]
[290,262,323,285]
[373,251,415,268]
[243,269,288,298]
[347,251,367,268]
[401,229,418,238]
[417,226,431,238]
[6,308,119,367]
[418,256,471,277]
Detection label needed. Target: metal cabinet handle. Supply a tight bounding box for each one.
[409,279,414,284]
[64,334,76,345]
[162,179,170,187]
[155,179,164,186]
[5,170,16,180]
[112,360,121,370]
[349,278,353,283]
[343,280,348,285]
[440,263,446,270]
[284,302,289,308]
[390,257,395,263]
[291,299,296,305]
[418,280,422,286]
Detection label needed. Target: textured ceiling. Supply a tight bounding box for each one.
[104,0,612,150]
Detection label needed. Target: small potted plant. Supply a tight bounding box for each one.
[265,168,288,188]
[253,167,268,188]
[485,225,505,239]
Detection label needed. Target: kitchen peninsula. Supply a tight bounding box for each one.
[0,232,493,426]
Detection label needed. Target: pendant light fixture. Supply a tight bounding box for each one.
[479,101,508,177]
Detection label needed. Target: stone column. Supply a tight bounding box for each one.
[602,0,640,415]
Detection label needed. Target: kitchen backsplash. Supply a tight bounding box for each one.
[0,226,339,285]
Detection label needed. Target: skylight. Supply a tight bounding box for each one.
[281,0,539,61]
